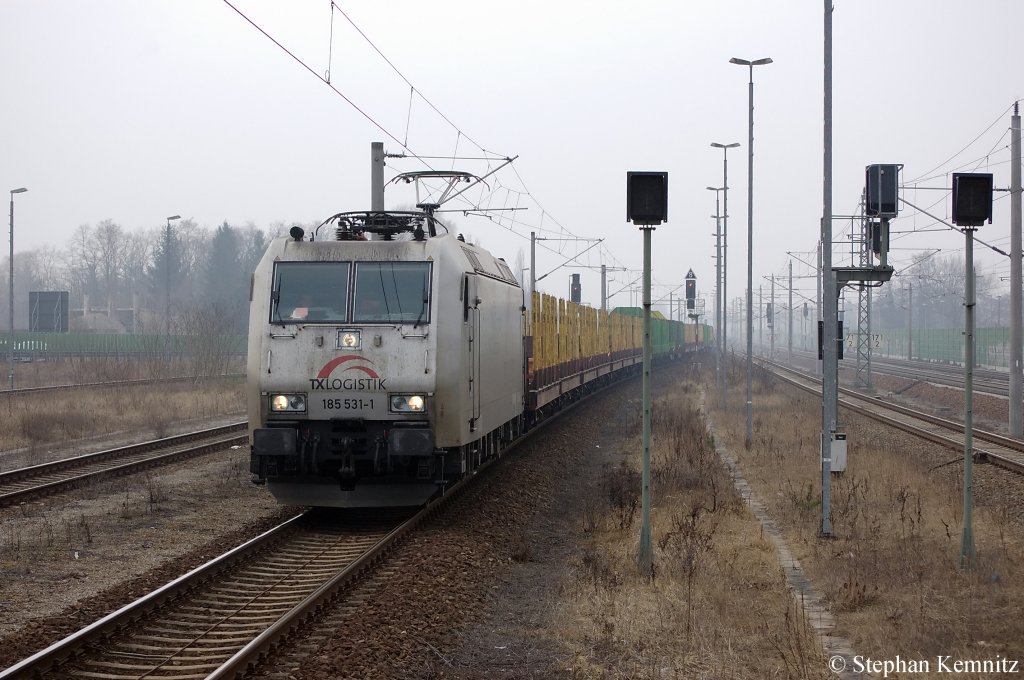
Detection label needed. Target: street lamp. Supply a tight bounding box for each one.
[711,142,739,399]
[164,215,181,339]
[707,186,725,396]
[730,56,772,446]
[8,187,27,391]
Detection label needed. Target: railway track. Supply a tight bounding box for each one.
[864,356,1009,397]
[0,467,473,679]
[761,359,1024,476]
[780,347,1011,397]
[1,373,243,398]
[0,350,648,679]
[0,423,248,508]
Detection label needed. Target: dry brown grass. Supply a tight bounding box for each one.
[0,380,244,468]
[713,361,1024,675]
[0,450,254,562]
[9,356,241,388]
[0,447,278,640]
[551,376,828,679]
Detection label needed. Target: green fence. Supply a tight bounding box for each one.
[870,327,1009,368]
[0,332,246,358]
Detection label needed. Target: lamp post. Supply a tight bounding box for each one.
[730,56,772,446]
[711,142,739,403]
[707,185,724,396]
[164,215,181,340]
[8,187,27,391]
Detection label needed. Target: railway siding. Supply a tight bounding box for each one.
[765,359,1024,475]
[0,424,248,508]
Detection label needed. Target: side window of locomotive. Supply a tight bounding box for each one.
[353,262,432,324]
[270,262,350,324]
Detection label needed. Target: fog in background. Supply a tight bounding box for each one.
[1,1,1022,335]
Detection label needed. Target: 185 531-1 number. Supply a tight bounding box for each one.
[323,398,375,410]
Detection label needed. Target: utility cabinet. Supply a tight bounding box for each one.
[822,433,847,473]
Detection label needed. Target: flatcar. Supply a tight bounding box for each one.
[247,209,710,508]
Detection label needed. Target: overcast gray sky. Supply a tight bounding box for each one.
[2,1,1021,317]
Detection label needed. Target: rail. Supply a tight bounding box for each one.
[0,352,645,678]
[760,359,1024,476]
[1,373,243,397]
[0,423,248,507]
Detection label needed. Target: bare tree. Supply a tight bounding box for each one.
[25,247,67,290]
[92,219,128,313]
[239,225,268,275]
[884,252,995,330]
[172,218,206,305]
[66,224,100,309]
[5,219,274,345]
[121,231,151,312]
[177,301,244,378]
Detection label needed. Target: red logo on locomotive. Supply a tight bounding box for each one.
[310,355,386,390]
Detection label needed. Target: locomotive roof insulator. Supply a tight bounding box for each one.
[324,210,442,241]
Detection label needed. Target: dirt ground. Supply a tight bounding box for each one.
[0,446,291,661]
[3,355,1023,678]
[0,408,294,666]
[2,361,820,678]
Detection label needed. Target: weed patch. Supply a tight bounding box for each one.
[711,358,1024,668]
[553,367,825,677]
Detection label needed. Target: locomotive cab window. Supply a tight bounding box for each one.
[270,262,350,324]
[353,262,432,324]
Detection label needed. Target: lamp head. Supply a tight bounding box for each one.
[167,215,181,221]
[10,187,27,195]
[711,142,740,149]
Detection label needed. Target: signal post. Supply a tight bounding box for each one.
[626,171,668,577]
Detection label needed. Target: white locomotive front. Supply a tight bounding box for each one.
[247,212,525,507]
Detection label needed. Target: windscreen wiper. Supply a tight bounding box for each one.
[413,286,428,328]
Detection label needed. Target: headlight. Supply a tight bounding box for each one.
[270,393,307,412]
[337,330,361,349]
[389,394,426,413]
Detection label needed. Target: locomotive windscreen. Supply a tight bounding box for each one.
[271,262,351,323]
[353,262,432,324]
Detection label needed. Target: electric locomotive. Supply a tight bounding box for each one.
[247,210,525,507]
